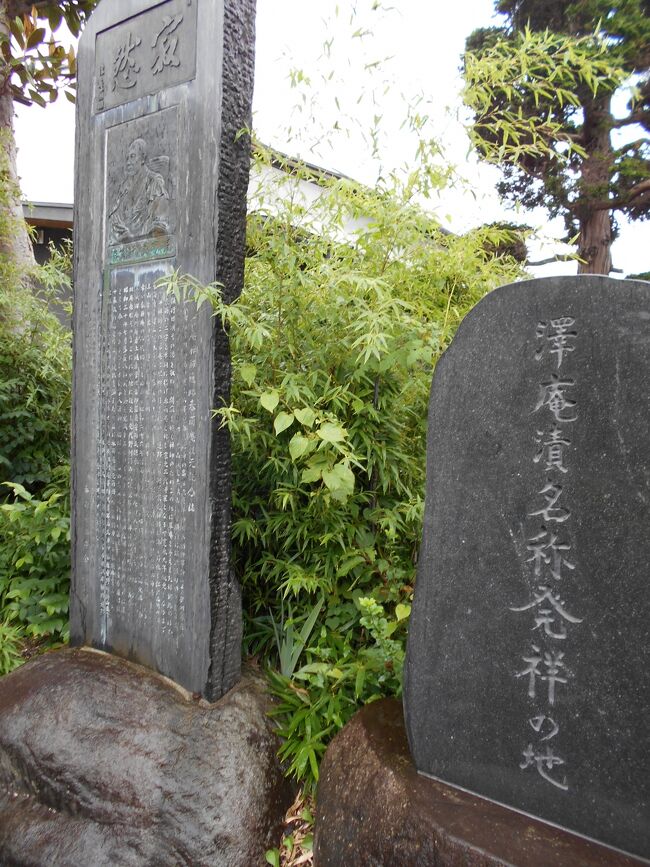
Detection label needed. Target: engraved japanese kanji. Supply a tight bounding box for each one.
[511,314,582,791]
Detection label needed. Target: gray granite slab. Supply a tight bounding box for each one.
[70,0,256,700]
[403,276,650,861]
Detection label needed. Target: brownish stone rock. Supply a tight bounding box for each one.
[0,648,294,866]
[314,698,646,867]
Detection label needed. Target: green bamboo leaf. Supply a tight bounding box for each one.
[355,666,366,698]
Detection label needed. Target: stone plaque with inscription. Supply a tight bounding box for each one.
[71,0,256,699]
[403,276,650,861]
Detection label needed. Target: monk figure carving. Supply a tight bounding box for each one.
[109,138,171,243]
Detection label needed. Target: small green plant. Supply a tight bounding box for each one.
[0,133,73,671]
[264,594,410,789]
[272,597,324,679]
[265,792,314,866]
[0,619,23,676]
[0,236,72,489]
[0,469,71,648]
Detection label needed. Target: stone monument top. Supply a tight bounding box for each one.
[70,0,256,700]
[403,276,650,861]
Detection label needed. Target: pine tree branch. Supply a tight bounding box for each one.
[590,178,650,210]
[613,138,650,156]
[611,110,650,129]
[528,254,623,273]
[527,254,579,266]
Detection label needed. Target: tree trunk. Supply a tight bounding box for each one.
[576,94,614,275]
[0,6,35,273]
[577,207,612,275]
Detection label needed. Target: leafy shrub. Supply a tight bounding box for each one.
[0,619,23,676]
[169,146,524,788]
[0,467,71,650]
[0,131,73,671]
[0,243,72,489]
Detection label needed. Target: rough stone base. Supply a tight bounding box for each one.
[0,648,295,867]
[314,699,645,867]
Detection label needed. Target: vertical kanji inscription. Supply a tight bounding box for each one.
[403,277,650,860]
[72,0,257,699]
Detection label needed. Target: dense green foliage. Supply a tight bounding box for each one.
[0,0,97,674]
[0,275,72,671]
[0,471,70,661]
[0,120,72,488]
[0,138,72,674]
[0,251,72,487]
[170,147,525,788]
[463,0,650,273]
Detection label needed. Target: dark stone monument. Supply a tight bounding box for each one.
[71,0,256,699]
[403,276,650,861]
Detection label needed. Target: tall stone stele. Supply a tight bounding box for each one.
[403,276,649,862]
[70,0,256,699]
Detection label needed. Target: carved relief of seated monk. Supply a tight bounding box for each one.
[109,138,171,244]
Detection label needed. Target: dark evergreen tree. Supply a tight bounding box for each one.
[464,1,650,274]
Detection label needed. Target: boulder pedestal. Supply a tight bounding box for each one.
[0,648,294,866]
[314,699,645,867]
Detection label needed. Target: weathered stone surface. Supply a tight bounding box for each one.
[71,0,257,700]
[403,276,650,859]
[0,648,294,867]
[314,699,646,867]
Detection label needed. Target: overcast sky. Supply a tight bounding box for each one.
[14,0,647,276]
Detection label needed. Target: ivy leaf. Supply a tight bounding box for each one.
[273,411,294,435]
[395,603,411,621]
[260,390,279,413]
[317,422,347,443]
